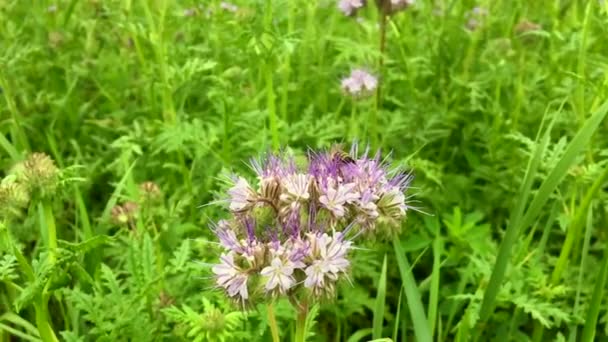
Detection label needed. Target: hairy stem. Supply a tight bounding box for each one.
[294,301,309,342]
[267,302,281,342]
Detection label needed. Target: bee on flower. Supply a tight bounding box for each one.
[208,144,412,307]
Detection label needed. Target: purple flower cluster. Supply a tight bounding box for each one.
[211,144,411,304]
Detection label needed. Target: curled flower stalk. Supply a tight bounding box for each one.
[208,144,412,338]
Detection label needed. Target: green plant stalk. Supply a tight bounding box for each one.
[428,236,441,338]
[574,2,591,126]
[140,0,175,123]
[280,0,295,122]
[266,65,279,151]
[372,3,389,147]
[580,239,608,342]
[40,201,57,264]
[533,168,608,340]
[264,0,279,150]
[569,206,594,342]
[3,223,57,342]
[295,303,308,342]
[34,301,58,342]
[349,103,358,139]
[392,237,432,342]
[372,254,388,339]
[267,302,280,342]
[478,100,608,327]
[392,288,403,341]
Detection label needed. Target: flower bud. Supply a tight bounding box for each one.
[139,181,161,202]
[20,153,60,198]
[110,201,139,226]
[0,178,30,210]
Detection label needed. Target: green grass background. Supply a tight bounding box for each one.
[1,0,608,341]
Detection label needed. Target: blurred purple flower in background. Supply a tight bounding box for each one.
[341,69,378,97]
[338,0,366,16]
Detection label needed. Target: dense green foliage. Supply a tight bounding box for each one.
[1,0,608,341]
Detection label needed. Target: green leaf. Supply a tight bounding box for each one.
[304,303,320,341]
[58,235,113,255]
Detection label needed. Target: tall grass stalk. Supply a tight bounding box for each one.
[477,101,608,332]
[264,0,279,150]
[392,237,432,342]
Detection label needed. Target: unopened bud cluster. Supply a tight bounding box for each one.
[111,201,139,226]
[110,181,162,228]
[1,153,60,218]
[211,144,412,305]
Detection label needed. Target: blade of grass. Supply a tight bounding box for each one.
[392,287,403,342]
[100,161,137,220]
[393,236,432,342]
[580,237,608,342]
[428,235,442,339]
[478,100,608,322]
[552,164,608,283]
[477,104,555,322]
[568,205,594,342]
[373,254,388,339]
[0,133,20,161]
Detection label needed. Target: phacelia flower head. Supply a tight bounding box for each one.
[341,69,378,97]
[338,0,366,16]
[209,144,412,306]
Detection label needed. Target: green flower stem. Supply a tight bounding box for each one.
[349,103,358,139]
[34,301,58,342]
[40,200,57,263]
[372,2,390,147]
[264,0,279,150]
[267,302,280,342]
[294,302,308,342]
